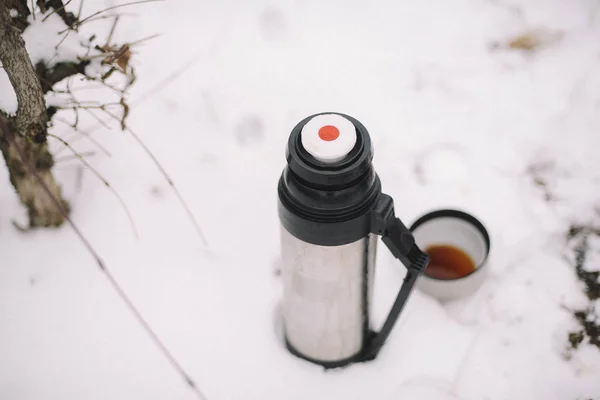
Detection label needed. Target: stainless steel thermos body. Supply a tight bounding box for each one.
[281,228,378,363]
[277,112,429,368]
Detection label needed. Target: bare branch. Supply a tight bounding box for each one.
[36,0,47,13]
[76,0,83,20]
[52,84,121,93]
[80,106,113,129]
[105,14,118,46]
[5,0,30,17]
[4,0,30,30]
[42,0,73,22]
[102,109,209,246]
[128,32,161,47]
[31,0,78,26]
[130,46,209,109]
[72,74,126,95]
[48,133,138,239]
[57,103,121,109]
[35,60,88,93]
[0,117,206,400]
[76,12,138,25]
[120,97,129,130]
[63,0,163,32]
[53,28,71,50]
[0,3,48,142]
[53,115,112,157]
[54,150,96,163]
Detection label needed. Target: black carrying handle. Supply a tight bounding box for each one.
[360,193,429,362]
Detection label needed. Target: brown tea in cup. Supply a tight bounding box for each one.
[424,244,476,280]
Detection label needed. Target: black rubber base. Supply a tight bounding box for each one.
[284,330,378,370]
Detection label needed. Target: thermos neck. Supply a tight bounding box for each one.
[284,112,374,190]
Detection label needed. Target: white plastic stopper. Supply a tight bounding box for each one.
[300,114,357,163]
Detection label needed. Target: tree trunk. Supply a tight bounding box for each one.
[0,117,69,227]
[0,1,68,227]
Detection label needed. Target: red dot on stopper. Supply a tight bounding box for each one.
[318,125,340,141]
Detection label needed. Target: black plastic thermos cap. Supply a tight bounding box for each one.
[278,112,380,246]
[278,112,430,368]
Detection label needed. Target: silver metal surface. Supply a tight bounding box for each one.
[280,226,377,362]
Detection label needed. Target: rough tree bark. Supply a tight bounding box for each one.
[0,114,69,226]
[0,0,68,227]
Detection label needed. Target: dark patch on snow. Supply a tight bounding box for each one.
[272,257,282,277]
[259,6,287,40]
[567,225,587,240]
[565,224,600,353]
[149,185,164,198]
[235,115,265,147]
[570,227,600,301]
[526,160,556,202]
[573,310,599,349]
[568,331,584,349]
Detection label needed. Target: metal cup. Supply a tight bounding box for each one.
[409,209,491,302]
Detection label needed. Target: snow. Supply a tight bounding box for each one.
[22,12,90,68]
[9,9,18,18]
[1,0,600,399]
[0,71,17,115]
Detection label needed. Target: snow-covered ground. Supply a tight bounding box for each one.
[1,0,600,399]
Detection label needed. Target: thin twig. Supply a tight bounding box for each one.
[120,97,129,130]
[80,106,113,130]
[53,84,120,93]
[57,103,121,109]
[101,109,209,246]
[42,0,73,21]
[53,115,112,157]
[100,266,208,400]
[76,12,138,25]
[128,33,162,47]
[87,77,126,95]
[55,150,96,163]
[58,18,232,142]
[76,53,110,61]
[36,64,78,93]
[48,133,138,238]
[62,82,122,108]
[54,29,71,51]
[76,0,84,23]
[73,105,79,129]
[106,15,119,47]
[130,16,232,107]
[73,0,163,30]
[2,123,206,400]
[130,46,206,108]
[30,0,36,19]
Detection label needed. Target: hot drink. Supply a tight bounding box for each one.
[424,244,476,280]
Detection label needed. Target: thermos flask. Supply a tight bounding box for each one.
[277,112,430,368]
